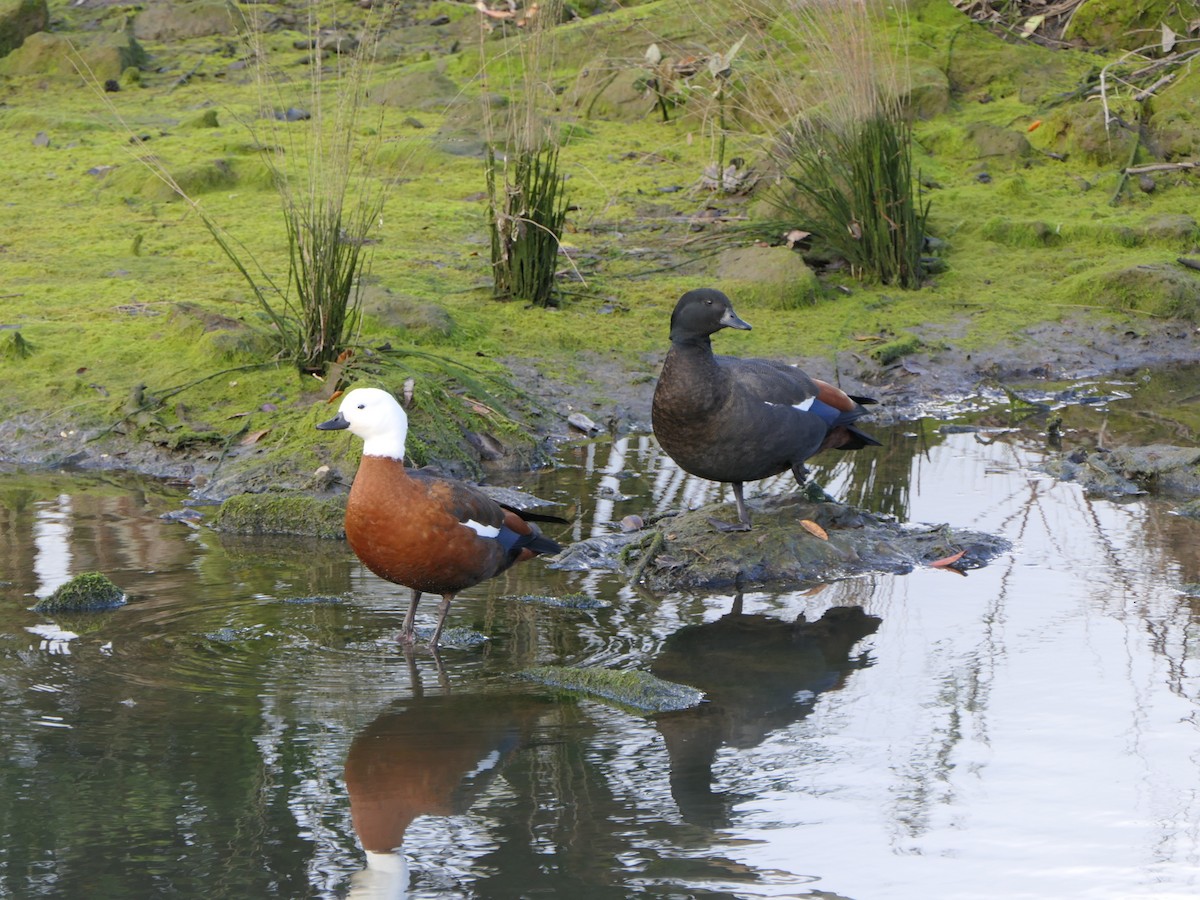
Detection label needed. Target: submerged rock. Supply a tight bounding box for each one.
[518,665,704,713]
[501,593,609,609]
[33,572,125,613]
[558,494,1008,591]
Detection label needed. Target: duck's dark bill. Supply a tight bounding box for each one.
[720,308,752,330]
[316,412,350,431]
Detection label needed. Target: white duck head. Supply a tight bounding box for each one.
[316,387,408,460]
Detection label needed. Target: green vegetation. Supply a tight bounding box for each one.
[1,0,1198,486]
[483,0,572,307]
[766,2,930,287]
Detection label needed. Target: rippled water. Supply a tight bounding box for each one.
[2,371,1199,899]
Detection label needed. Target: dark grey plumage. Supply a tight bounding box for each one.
[651,288,879,530]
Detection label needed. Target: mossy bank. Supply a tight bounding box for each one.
[1,0,1198,496]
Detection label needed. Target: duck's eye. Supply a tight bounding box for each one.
[357,404,365,410]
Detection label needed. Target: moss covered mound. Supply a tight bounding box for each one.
[33,572,125,613]
[518,665,704,713]
[213,492,347,538]
[578,493,1011,591]
[0,0,48,58]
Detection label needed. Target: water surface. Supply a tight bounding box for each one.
[2,371,1199,899]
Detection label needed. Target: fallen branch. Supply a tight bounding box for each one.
[1123,161,1199,174]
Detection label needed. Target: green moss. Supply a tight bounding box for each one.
[871,333,923,364]
[517,665,704,713]
[213,492,347,538]
[0,0,1197,484]
[33,572,125,613]
[1065,264,1200,320]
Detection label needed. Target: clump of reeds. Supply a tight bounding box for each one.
[102,2,392,375]
[249,3,390,372]
[481,0,572,308]
[765,0,931,288]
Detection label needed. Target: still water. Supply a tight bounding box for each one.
[2,372,1199,899]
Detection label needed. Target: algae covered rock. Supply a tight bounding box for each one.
[556,493,1009,591]
[33,572,125,613]
[518,665,704,713]
[0,29,145,81]
[1068,263,1200,320]
[0,0,48,59]
[213,492,346,538]
[132,0,238,42]
[714,246,819,310]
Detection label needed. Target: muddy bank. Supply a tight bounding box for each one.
[522,311,1200,437]
[1,309,1197,498]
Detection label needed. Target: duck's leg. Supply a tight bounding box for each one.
[426,593,455,649]
[708,482,753,532]
[399,589,422,644]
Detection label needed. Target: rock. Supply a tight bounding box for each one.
[714,245,819,310]
[212,492,347,538]
[1105,444,1200,496]
[132,0,239,41]
[517,665,705,713]
[1065,262,1200,320]
[0,0,48,59]
[966,121,1032,161]
[1042,444,1200,498]
[559,494,1008,591]
[33,572,125,613]
[0,29,146,81]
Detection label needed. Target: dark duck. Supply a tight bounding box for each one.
[651,288,880,531]
[317,387,563,648]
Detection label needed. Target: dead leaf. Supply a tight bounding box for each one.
[783,228,811,248]
[240,428,270,446]
[1020,14,1044,37]
[403,377,415,406]
[800,519,829,540]
[326,390,344,404]
[1162,22,1177,54]
[1027,119,1042,132]
[930,549,966,568]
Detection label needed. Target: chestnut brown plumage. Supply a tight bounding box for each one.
[317,388,563,648]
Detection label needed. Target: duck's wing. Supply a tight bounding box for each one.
[408,469,563,561]
[717,355,882,448]
[717,356,877,410]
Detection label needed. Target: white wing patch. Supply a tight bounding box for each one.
[462,518,501,538]
[794,397,816,411]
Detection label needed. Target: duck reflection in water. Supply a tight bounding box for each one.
[343,691,548,899]
[651,597,881,828]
